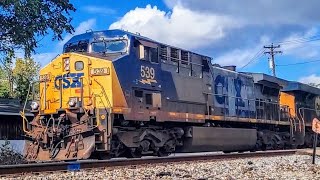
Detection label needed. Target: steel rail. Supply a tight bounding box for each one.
[0,150,297,176]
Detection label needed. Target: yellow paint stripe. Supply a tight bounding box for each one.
[166,111,291,125]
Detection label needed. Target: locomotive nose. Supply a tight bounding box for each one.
[38,54,90,113]
[56,56,86,109]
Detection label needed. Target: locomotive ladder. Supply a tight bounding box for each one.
[289,116,305,146]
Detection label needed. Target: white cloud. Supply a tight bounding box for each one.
[214,48,260,68]
[109,5,241,50]
[299,74,320,85]
[82,6,116,15]
[280,28,320,59]
[165,0,320,25]
[58,19,96,47]
[213,36,270,67]
[213,27,320,68]
[109,3,320,69]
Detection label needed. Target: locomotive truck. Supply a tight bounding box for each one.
[22,29,320,161]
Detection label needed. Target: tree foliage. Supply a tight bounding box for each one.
[0,0,76,57]
[0,0,76,101]
[0,140,26,165]
[0,58,39,101]
[0,67,10,98]
[13,58,40,101]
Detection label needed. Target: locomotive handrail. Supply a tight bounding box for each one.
[58,79,63,108]
[208,93,291,122]
[160,55,205,76]
[80,77,84,107]
[298,107,319,122]
[50,54,60,63]
[298,107,320,112]
[43,81,47,110]
[298,107,319,124]
[160,55,204,67]
[297,107,307,135]
[94,78,112,107]
[20,82,33,134]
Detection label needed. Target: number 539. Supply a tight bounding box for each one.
[141,66,155,79]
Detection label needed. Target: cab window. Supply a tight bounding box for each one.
[137,40,159,63]
[64,41,88,53]
[91,39,128,54]
[75,61,84,71]
[144,47,158,63]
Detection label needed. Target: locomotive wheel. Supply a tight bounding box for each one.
[157,139,176,157]
[97,152,111,160]
[157,147,171,157]
[125,148,142,158]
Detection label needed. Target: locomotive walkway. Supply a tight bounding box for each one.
[0,150,297,176]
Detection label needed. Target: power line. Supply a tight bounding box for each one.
[239,48,265,70]
[276,35,320,45]
[277,59,320,67]
[264,43,282,77]
[239,34,320,71]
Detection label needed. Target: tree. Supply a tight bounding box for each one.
[0,0,76,57]
[0,67,10,98]
[0,140,26,165]
[12,58,40,101]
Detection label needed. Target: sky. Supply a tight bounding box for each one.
[28,0,320,84]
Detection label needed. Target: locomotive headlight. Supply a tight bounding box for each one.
[63,58,70,71]
[69,99,77,107]
[30,101,39,110]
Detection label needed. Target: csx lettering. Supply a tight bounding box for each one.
[140,66,155,79]
[54,73,84,89]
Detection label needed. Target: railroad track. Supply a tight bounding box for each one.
[0,150,297,176]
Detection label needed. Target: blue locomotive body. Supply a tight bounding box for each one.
[22,30,320,160]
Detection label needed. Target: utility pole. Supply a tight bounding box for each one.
[264,43,282,77]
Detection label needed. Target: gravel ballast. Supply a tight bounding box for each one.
[2,154,320,180]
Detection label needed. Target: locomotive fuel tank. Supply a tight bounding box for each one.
[179,126,257,152]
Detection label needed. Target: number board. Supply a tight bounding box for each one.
[90,67,110,76]
[39,74,50,82]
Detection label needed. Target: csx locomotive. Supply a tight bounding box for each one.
[22,29,320,161]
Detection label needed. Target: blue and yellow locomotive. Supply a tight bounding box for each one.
[23,30,320,160]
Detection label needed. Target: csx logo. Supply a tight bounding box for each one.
[54,73,84,89]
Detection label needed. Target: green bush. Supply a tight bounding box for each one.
[0,140,26,165]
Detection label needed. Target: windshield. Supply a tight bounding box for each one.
[91,39,128,54]
[64,42,88,53]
